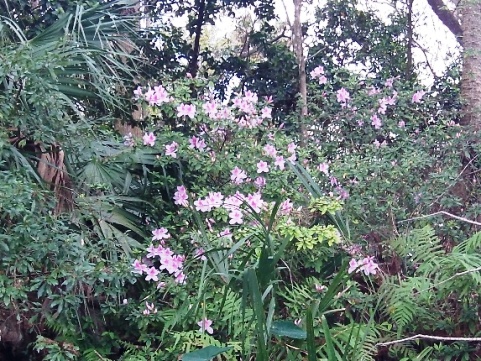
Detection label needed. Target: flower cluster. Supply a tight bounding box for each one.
[132,228,186,285]
[348,256,379,276]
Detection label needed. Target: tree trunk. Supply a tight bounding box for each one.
[459,2,481,129]
[188,0,206,78]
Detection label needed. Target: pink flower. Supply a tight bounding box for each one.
[194,198,212,212]
[203,101,217,118]
[261,107,272,119]
[357,119,364,127]
[348,259,359,274]
[244,90,258,103]
[145,85,170,105]
[177,103,196,118]
[275,156,285,170]
[318,162,329,175]
[174,185,188,206]
[412,90,425,103]
[279,199,293,216]
[371,114,382,129]
[143,132,156,147]
[337,88,350,104]
[229,209,244,224]
[254,176,266,189]
[206,192,224,208]
[231,166,247,184]
[224,193,244,211]
[315,284,327,292]
[145,267,160,282]
[287,142,297,154]
[175,271,186,284]
[152,227,170,241]
[143,302,158,315]
[398,120,405,128]
[310,65,324,79]
[361,256,379,275]
[263,144,277,158]
[385,78,394,88]
[246,192,265,213]
[197,318,214,334]
[165,142,178,158]
[318,75,327,84]
[257,161,269,173]
[189,136,206,151]
[132,259,148,274]
[195,248,207,261]
[133,86,143,98]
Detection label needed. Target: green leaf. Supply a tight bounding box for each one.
[270,321,307,339]
[182,346,232,361]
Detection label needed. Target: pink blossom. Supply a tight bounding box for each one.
[357,119,364,127]
[412,90,426,103]
[231,166,247,184]
[398,120,405,128]
[361,256,379,275]
[133,86,143,98]
[145,267,160,282]
[318,75,327,84]
[229,209,244,224]
[224,193,244,211]
[318,162,329,175]
[246,192,265,213]
[257,161,269,173]
[254,176,266,189]
[261,107,272,119]
[337,88,350,104]
[264,95,273,104]
[132,259,148,274]
[177,103,196,118]
[195,248,207,261]
[175,271,186,284]
[143,132,156,147]
[367,86,380,96]
[287,142,297,154]
[152,227,170,241]
[147,244,165,258]
[310,65,324,79]
[385,78,394,88]
[279,199,293,216]
[348,259,359,273]
[263,144,277,158]
[194,198,212,212]
[203,101,217,118]
[315,284,327,292]
[206,192,224,208]
[145,85,170,105]
[275,156,285,170]
[174,185,188,206]
[165,142,178,158]
[143,302,158,315]
[287,153,297,164]
[197,318,214,334]
[371,114,382,129]
[189,136,206,151]
[244,90,258,103]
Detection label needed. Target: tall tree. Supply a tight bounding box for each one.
[428,0,481,128]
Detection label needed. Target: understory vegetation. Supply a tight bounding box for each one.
[2,0,481,360]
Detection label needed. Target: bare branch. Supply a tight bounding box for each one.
[400,211,481,226]
[377,334,481,347]
[426,0,463,44]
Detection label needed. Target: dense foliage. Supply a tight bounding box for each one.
[2,0,481,360]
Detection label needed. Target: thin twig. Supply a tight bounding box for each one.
[399,211,481,227]
[377,334,481,347]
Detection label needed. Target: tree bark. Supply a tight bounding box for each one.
[188,0,206,78]
[426,0,463,43]
[459,1,481,129]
